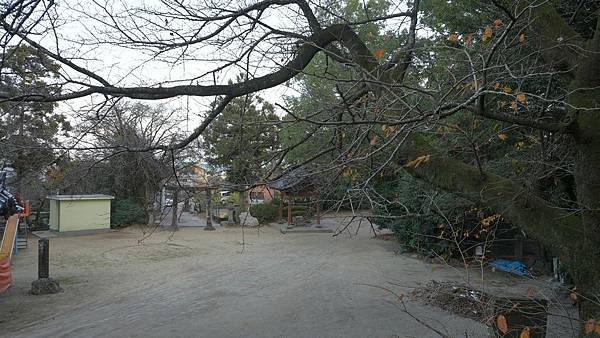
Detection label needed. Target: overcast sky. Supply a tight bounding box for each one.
[16,0,413,151]
[27,0,303,141]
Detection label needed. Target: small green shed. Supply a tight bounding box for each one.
[48,194,114,232]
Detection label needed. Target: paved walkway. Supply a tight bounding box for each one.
[158,203,262,228]
[157,205,209,227]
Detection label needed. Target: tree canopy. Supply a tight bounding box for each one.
[202,88,279,185]
[0,44,70,193]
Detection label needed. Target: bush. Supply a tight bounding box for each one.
[291,205,314,218]
[249,202,278,224]
[264,199,315,218]
[374,204,451,254]
[228,192,241,204]
[371,173,464,256]
[290,205,307,212]
[271,196,280,206]
[111,197,146,227]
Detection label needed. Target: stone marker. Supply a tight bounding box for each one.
[31,238,62,295]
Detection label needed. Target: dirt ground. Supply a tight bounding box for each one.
[0,216,577,338]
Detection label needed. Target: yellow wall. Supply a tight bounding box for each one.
[56,199,111,232]
[49,199,59,231]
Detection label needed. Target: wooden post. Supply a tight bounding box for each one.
[171,189,178,229]
[278,192,284,222]
[287,194,292,226]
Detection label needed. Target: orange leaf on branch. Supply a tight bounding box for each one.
[406,155,431,168]
[496,314,508,334]
[465,33,474,46]
[519,327,531,338]
[570,287,577,301]
[482,26,493,42]
[381,124,397,136]
[373,48,385,59]
[585,319,595,334]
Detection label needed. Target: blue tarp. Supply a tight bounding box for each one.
[489,259,533,278]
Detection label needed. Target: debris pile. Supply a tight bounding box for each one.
[410,280,494,321]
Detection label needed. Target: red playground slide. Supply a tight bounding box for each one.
[0,215,20,293]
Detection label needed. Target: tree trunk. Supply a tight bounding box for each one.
[171,189,178,230]
[400,132,600,321]
[205,187,215,231]
[183,196,190,212]
[568,53,600,321]
[405,4,600,323]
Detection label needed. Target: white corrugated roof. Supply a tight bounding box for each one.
[47,194,114,200]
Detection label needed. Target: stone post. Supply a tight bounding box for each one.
[38,238,49,279]
[31,238,62,295]
[205,187,215,231]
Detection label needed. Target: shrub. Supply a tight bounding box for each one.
[291,205,314,218]
[374,204,450,254]
[111,197,146,227]
[249,202,278,224]
[271,196,280,206]
[290,205,307,212]
[371,173,465,256]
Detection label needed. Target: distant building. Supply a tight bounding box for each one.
[247,184,277,205]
